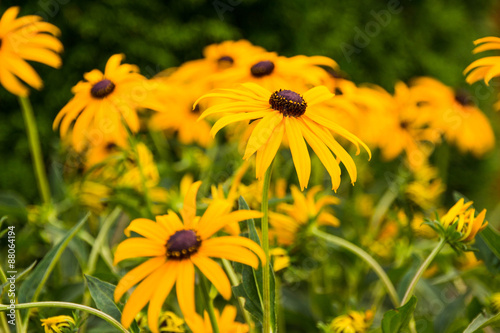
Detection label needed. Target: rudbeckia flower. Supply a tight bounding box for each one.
[210,52,338,91]
[405,161,444,211]
[441,198,488,243]
[0,6,63,96]
[269,185,340,246]
[113,181,265,333]
[410,77,495,157]
[464,36,500,85]
[490,293,500,313]
[40,315,76,333]
[196,83,370,190]
[53,54,164,151]
[328,310,373,333]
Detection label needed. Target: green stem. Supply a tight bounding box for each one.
[311,226,400,307]
[370,184,398,234]
[0,302,129,333]
[200,277,220,333]
[0,311,9,333]
[86,207,121,275]
[261,163,273,333]
[401,238,446,304]
[221,259,254,333]
[19,96,51,204]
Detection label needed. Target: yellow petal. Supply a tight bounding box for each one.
[197,210,263,239]
[255,121,285,179]
[113,238,165,265]
[203,236,266,265]
[176,260,196,320]
[285,117,311,190]
[125,218,170,243]
[181,181,202,228]
[244,111,283,159]
[191,254,231,300]
[303,86,334,106]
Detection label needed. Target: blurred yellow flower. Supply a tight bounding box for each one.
[406,162,445,211]
[159,311,185,332]
[441,198,488,243]
[410,77,495,157]
[53,54,164,151]
[197,83,370,190]
[197,305,248,333]
[113,181,265,333]
[328,310,373,333]
[0,6,63,96]
[490,293,500,313]
[270,247,290,272]
[269,185,340,246]
[40,315,75,333]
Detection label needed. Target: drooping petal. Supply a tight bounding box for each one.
[285,117,311,190]
[197,210,263,239]
[202,236,266,265]
[191,254,231,300]
[244,111,283,159]
[176,260,197,321]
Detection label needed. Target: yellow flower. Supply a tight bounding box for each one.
[270,247,290,272]
[71,180,111,214]
[441,198,488,243]
[40,315,75,333]
[53,54,164,151]
[113,181,265,333]
[0,6,63,96]
[199,305,249,333]
[149,82,213,147]
[490,293,500,313]
[464,36,500,85]
[159,311,185,332]
[165,40,266,85]
[405,162,445,211]
[269,185,340,246]
[196,83,370,190]
[328,310,373,333]
[210,52,338,91]
[410,77,495,157]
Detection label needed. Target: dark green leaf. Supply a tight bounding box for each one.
[85,275,140,333]
[382,296,417,333]
[19,213,89,305]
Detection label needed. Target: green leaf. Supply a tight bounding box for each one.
[232,196,277,332]
[19,213,89,305]
[479,225,500,259]
[382,296,417,333]
[476,225,500,273]
[463,312,500,332]
[84,275,140,333]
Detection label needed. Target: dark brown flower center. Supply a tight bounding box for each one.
[217,55,234,69]
[334,87,343,96]
[251,60,275,77]
[166,229,201,259]
[105,142,117,152]
[269,89,307,117]
[91,79,115,98]
[454,89,474,106]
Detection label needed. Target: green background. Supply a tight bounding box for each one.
[1,0,500,206]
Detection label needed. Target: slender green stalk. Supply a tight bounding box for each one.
[0,311,9,333]
[401,238,446,304]
[311,226,400,307]
[261,164,273,333]
[370,184,398,233]
[200,277,220,333]
[86,207,121,274]
[221,259,254,333]
[0,302,129,333]
[18,96,51,204]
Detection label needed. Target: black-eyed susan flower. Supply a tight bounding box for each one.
[196,83,370,190]
[40,315,76,333]
[440,198,488,243]
[198,305,248,333]
[0,6,63,96]
[210,52,338,92]
[113,181,265,333]
[165,40,266,85]
[327,310,373,333]
[410,77,495,157]
[149,82,213,147]
[53,54,164,151]
[464,37,500,85]
[269,185,340,246]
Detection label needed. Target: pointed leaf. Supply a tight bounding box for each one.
[382,296,417,333]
